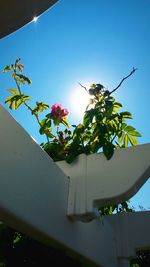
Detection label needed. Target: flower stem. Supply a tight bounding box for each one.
[14,73,50,145]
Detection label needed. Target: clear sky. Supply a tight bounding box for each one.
[0,0,150,210]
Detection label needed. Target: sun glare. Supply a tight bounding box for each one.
[70,83,92,117]
[33,16,38,23]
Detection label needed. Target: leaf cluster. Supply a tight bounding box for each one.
[4,59,31,110]
[5,88,30,110]
[3,59,141,165]
[58,83,141,162]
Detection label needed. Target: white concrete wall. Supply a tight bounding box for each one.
[0,104,150,267]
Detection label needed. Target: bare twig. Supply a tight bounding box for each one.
[110,67,137,95]
[78,82,89,93]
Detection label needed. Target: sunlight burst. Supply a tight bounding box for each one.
[33,16,38,23]
[70,83,92,117]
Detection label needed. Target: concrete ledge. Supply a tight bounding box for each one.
[57,144,150,221]
[0,104,149,267]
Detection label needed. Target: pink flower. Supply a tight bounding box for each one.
[50,103,69,120]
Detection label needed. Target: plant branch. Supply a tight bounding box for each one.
[78,82,89,93]
[110,68,137,95]
[111,133,117,143]
[23,101,50,144]
[14,73,50,144]
[14,74,22,95]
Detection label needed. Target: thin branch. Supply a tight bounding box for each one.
[14,72,50,144]
[23,101,50,144]
[78,82,89,93]
[110,67,137,95]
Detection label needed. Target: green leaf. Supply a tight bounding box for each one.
[53,117,61,126]
[83,109,96,126]
[5,96,13,103]
[66,153,78,163]
[107,122,115,134]
[91,140,102,153]
[8,89,18,95]
[90,84,97,89]
[16,74,32,84]
[109,120,118,132]
[118,132,125,143]
[39,119,52,135]
[40,118,48,127]
[39,128,44,135]
[106,100,113,106]
[61,119,70,128]
[121,123,127,129]
[103,142,114,160]
[98,124,107,135]
[46,131,55,138]
[114,102,122,108]
[14,99,22,110]
[120,111,132,119]
[74,124,84,137]
[22,95,31,101]
[89,88,96,95]
[39,126,53,137]
[84,144,91,154]
[128,135,138,146]
[83,112,91,127]
[3,64,14,73]
[128,131,142,137]
[14,76,22,83]
[5,96,17,109]
[36,102,49,112]
[124,126,136,132]
[17,63,24,72]
[108,206,113,215]
[124,134,129,147]
[5,94,27,110]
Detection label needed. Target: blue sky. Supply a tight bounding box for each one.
[0,0,150,210]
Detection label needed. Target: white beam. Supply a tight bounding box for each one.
[0,104,118,267]
[57,144,150,221]
[0,104,149,267]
